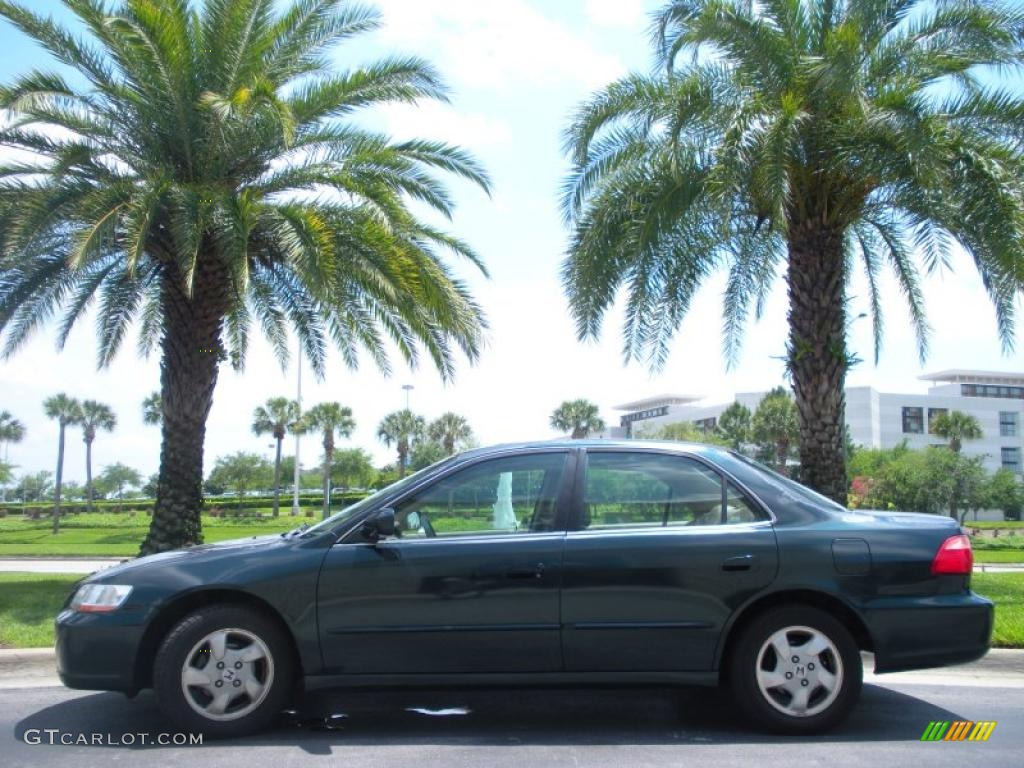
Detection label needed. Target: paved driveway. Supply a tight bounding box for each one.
[2,680,1021,768]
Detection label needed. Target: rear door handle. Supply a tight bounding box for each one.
[721,555,755,572]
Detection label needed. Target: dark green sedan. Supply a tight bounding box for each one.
[55,441,992,737]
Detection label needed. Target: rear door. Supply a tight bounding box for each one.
[317,450,573,675]
[561,449,778,672]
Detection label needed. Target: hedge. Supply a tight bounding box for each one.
[0,491,368,517]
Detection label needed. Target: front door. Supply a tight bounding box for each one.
[561,449,778,672]
[317,450,573,675]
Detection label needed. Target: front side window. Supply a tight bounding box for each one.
[580,452,760,530]
[902,407,924,434]
[394,453,568,538]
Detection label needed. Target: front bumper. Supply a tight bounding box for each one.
[55,609,147,692]
[865,591,994,673]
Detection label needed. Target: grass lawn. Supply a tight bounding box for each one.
[0,513,302,556]
[0,571,1022,650]
[975,550,1024,563]
[973,573,1024,648]
[0,572,79,648]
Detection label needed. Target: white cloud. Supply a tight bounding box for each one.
[584,0,646,29]
[373,0,625,91]
[374,101,511,150]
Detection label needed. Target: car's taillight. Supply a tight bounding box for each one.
[931,534,973,575]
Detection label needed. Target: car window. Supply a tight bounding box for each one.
[394,453,568,538]
[581,452,760,529]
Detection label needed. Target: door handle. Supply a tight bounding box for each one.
[505,563,546,580]
[721,555,755,572]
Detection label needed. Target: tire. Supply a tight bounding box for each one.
[728,605,862,734]
[153,605,294,738]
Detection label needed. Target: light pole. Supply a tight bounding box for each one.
[291,345,302,516]
[402,384,414,412]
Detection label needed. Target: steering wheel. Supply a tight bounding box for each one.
[420,512,437,538]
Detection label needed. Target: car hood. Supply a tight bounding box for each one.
[90,534,286,582]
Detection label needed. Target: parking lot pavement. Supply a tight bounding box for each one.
[2,681,1021,768]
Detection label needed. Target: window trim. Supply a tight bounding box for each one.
[569,447,774,532]
[337,448,577,544]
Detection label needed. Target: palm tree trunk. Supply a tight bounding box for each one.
[85,437,94,512]
[272,436,282,518]
[53,423,65,534]
[140,260,226,555]
[787,220,848,505]
[322,439,332,520]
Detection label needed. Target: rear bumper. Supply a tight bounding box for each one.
[864,591,993,673]
[55,609,146,693]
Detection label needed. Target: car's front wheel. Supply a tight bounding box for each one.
[728,605,862,734]
[153,605,294,737]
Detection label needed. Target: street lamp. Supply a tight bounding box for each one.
[292,345,302,516]
[402,384,414,411]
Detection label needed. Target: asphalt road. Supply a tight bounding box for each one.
[3,681,1022,768]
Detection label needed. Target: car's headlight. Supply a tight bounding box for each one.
[70,584,133,613]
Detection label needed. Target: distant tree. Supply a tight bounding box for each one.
[751,388,799,475]
[0,410,23,502]
[638,420,728,445]
[141,392,162,426]
[428,413,474,455]
[986,469,1023,521]
[43,394,81,532]
[97,463,142,511]
[378,410,427,477]
[409,440,448,471]
[931,411,984,453]
[330,448,375,491]
[0,460,11,486]
[550,399,604,439]
[302,403,356,519]
[13,470,52,503]
[207,453,272,510]
[251,397,300,518]
[714,402,751,451]
[78,400,116,511]
[141,473,159,499]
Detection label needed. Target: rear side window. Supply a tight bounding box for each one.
[580,452,761,529]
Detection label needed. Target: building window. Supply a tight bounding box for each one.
[927,408,948,434]
[1000,412,1019,437]
[620,406,669,426]
[962,384,1024,400]
[902,407,924,434]
[1002,447,1022,473]
[694,417,717,433]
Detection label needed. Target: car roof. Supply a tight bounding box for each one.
[456,439,723,460]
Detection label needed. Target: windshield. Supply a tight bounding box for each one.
[300,455,461,536]
[724,451,847,512]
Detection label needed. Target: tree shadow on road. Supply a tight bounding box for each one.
[15,683,966,752]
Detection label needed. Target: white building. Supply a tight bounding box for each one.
[607,370,1024,477]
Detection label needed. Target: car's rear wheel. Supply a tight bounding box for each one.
[154,605,294,737]
[728,605,862,734]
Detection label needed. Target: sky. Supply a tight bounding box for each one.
[0,0,1022,484]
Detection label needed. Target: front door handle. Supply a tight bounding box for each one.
[721,554,756,572]
[505,563,546,580]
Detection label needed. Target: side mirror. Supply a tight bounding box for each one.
[361,508,395,542]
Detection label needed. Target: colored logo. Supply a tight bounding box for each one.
[921,721,996,742]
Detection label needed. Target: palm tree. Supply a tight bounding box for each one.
[79,400,116,511]
[751,388,799,474]
[252,397,300,517]
[43,393,81,533]
[0,0,490,554]
[561,0,1024,504]
[550,399,605,439]
[302,402,355,519]
[141,392,162,427]
[0,410,25,502]
[378,410,426,477]
[932,411,984,454]
[715,402,752,452]
[428,412,473,455]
